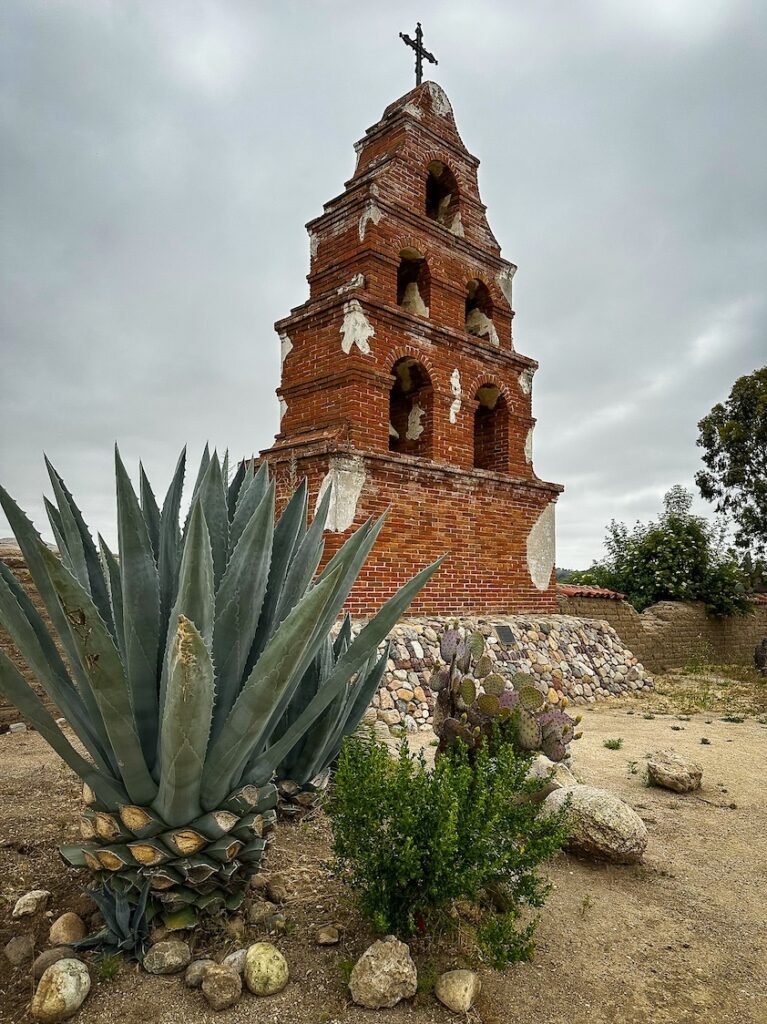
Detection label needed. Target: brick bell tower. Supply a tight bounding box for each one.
[260,80,563,615]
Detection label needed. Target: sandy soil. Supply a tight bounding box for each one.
[1,683,766,1024]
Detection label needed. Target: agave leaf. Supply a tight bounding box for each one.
[43,470,89,591]
[98,535,125,662]
[211,482,275,735]
[196,453,229,586]
[115,447,161,766]
[272,484,331,632]
[0,483,113,756]
[153,617,215,827]
[248,556,444,783]
[39,543,157,804]
[333,613,353,658]
[199,564,346,809]
[226,460,246,523]
[140,464,161,562]
[45,460,114,632]
[43,498,70,573]
[229,461,269,554]
[190,443,210,501]
[158,447,186,646]
[0,648,128,806]
[0,564,113,772]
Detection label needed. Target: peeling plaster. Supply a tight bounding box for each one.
[400,282,429,317]
[496,265,516,307]
[279,332,293,365]
[337,272,365,295]
[526,503,556,591]
[449,212,465,238]
[340,299,374,355]
[308,231,319,260]
[524,425,534,464]
[316,456,366,532]
[466,308,499,347]
[403,101,423,119]
[426,82,452,118]
[406,402,426,440]
[449,368,462,424]
[358,201,382,241]
[279,397,288,422]
[518,368,535,395]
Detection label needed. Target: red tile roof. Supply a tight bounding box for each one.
[558,584,626,601]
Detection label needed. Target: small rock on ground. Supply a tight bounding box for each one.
[202,964,242,1010]
[33,948,79,981]
[349,936,418,1009]
[222,948,247,975]
[13,890,51,918]
[31,958,90,1022]
[143,940,191,975]
[184,959,216,988]
[316,925,340,945]
[435,969,482,1013]
[48,913,86,946]
[244,942,289,996]
[543,785,648,864]
[4,933,35,966]
[647,750,703,793]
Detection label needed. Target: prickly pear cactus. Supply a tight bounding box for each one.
[431,625,582,763]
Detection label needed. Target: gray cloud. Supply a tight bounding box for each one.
[1,0,765,567]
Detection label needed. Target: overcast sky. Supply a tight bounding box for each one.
[1,0,765,568]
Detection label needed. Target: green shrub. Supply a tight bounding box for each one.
[327,736,568,967]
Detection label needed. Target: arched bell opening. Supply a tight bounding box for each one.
[425,161,461,235]
[396,249,431,317]
[389,357,434,458]
[465,280,498,346]
[473,384,509,472]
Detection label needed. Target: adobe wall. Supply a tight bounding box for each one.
[556,593,767,673]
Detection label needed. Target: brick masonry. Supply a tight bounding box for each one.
[557,592,767,673]
[258,80,563,616]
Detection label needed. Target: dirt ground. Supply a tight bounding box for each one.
[1,670,766,1024]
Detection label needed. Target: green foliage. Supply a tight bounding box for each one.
[696,366,767,557]
[571,486,753,616]
[603,738,623,750]
[73,883,152,962]
[94,954,122,983]
[327,736,568,968]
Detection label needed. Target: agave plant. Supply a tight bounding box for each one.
[0,447,440,927]
[273,614,388,816]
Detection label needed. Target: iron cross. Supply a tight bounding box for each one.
[399,22,437,86]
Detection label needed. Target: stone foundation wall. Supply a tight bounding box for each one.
[356,615,653,735]
[556,594,767,673]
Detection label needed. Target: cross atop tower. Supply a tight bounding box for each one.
[399,22,438,86]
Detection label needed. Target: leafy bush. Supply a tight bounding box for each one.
[327,736,568,967]
[571,486,753,616]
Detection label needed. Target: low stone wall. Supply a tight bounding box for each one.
[357,615,653,734]
[556,593,767,674]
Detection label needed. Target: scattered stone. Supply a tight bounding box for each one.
[9,722,27,732]
[266,912,286,933]
[4,932,35,966]
[222,948,247,975]
[48,913,86,946]
[244,942,289,996]
[543,785,648,864]
[13,890,51,918]
[149,924,171,945]
[224,915,246,941]
[184,959,216,988]
[31,958,90,1022]
[265,874,290,904]
[248,872,269,892]
[349,935,417,1009]
[527,755,578,801]
[248,900,279,926]
[33,948,78,981]
[435,969,481,1013]
[142,939,191,975]
[316,925,340,946]
[647,750,703,793]
[202,964,242,1010]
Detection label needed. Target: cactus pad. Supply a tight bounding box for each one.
[483,673,505,697]
[499,688,519,710]
[477,693,500,716]
[429,667,451,693]
[459,678,477,705]
[440,629,461,663]
[519,686,545,712]
[512,672,536,690]
[474,654,493,679]
[468,631,486,661]
[541,734,567,763]
[514,709,542,750]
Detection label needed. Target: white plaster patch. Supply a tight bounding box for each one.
[337,272,365,295]
[316,456,366,532]
[279,396,288,422]
[403,101,423,119]
[449,211,465,238]
[518,368,535,395]
[466,308,499,346]
[400,282,429,317]
[524,425,534,464]
[526,503,556,591]
[426,82,452,118]
[406,402,425,440]
[279,332,293,365]
[449,368,462,424]
[308,231,319,260]
[358,201,382,241]
[496,265,516,306]
[340,299,374,355]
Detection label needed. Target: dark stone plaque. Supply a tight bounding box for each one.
[494,623,516,646]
